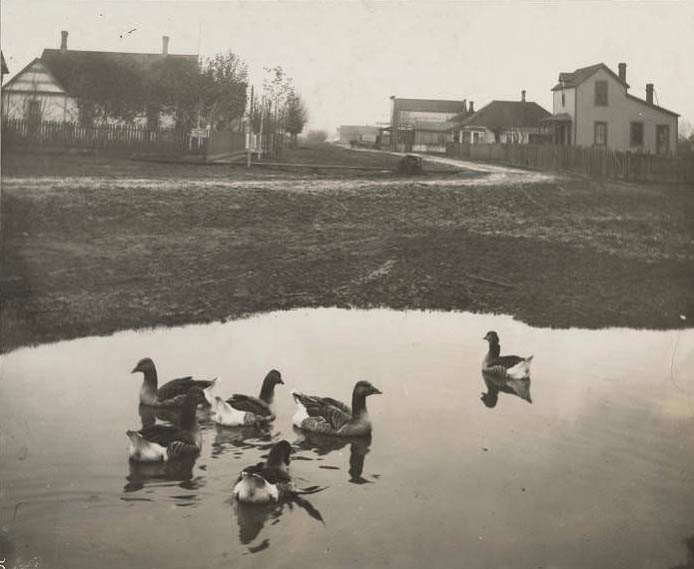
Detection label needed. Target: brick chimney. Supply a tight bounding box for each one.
[521,90,526,102]
[469,101,474,113]
[162,36,169,56]
[646,83,654,105]
[60,30,68,52]
[618,62,626,83]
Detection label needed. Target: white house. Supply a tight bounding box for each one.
[544,62,678,155]
[2,31,198,128]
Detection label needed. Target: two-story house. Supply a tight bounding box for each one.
[389,96,468,152]
[545,62,678,155]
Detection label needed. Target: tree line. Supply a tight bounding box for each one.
[62,50,308,141]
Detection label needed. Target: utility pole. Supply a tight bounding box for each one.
[247,85,254,169]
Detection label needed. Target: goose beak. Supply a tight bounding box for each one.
[371,387,382,395]
[278,378,285,385]
[131,366,139,374]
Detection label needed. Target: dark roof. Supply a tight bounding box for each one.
[460,100,551,130]
[39,48,198,98]
[552,62,628,91]
[1,51,8,75]
[626,93,679,117]
[393,97,466,114]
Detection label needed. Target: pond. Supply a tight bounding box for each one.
[1,308,693,569]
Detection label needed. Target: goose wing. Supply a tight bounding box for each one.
[138,424,196,446]
[489,355,524,369]
[293,392,352,430]
[226,394,273,416]
[238,462,291,484]
[156,377,195,400]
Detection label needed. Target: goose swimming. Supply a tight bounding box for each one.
[292,380,382,437]
[131,357,216,407]
[213,369,284,426]
[126,387,206,462]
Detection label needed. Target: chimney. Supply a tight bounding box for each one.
[162,36,169,56]
[469,101,474,113]
[521,90,526,102]
[646,83,654,105]
[60,30,68,52]
[618,62,627,83]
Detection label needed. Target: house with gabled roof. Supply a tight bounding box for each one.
[1,31,198,128]
[544,62,679,155]
[389,96,469,151]
[455,91,550,145]
[1,52,9,86]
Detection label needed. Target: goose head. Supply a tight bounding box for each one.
[483,331,499,345]
[266,439,292,468]
[264,369,284,386]
[353,380,382,397]
[131,357,156,375]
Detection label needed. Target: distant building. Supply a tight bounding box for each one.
[543,62,678,155]
[390,96,468,152]
[1,51,9,86]
[338,125,380,146]
[457,92,550,144]
[1,31,198,128]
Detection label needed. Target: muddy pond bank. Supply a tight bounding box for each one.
[1,150,693,352]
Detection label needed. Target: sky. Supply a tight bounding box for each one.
[2,0,694,136]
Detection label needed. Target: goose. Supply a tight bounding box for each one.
[232,440,294,504]
[213,369,284,426]
[292,380,382,437]
[131,357,217,407]
[126,388,206,462]
[482,331,533,393]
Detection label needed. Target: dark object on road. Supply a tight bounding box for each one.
[396,154,423,175]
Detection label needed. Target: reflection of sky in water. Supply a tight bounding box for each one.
[1,309,693,569]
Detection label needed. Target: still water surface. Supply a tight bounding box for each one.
[1,309,693,569]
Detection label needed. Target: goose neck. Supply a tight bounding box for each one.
[352,392,368,418]
[259,379,276,404]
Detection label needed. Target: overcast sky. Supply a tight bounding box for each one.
[2,0,693,135]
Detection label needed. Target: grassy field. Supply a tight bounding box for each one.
[1,145,693,352]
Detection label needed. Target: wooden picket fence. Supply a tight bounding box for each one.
[446,142,694,184]
[1,118,200,155]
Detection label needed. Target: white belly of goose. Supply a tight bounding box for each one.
[233,475,280,504]
[214,397,255,426]
[127,431,168,462]
[292,403,310,428]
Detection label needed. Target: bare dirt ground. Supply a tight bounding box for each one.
[1,145,692,352]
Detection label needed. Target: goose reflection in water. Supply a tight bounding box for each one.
[232,493,325,548]
[294,429,374,484]
[123,454,201,493]
[480,371,532,408]
[211,423,275,458]
[138,404,182,428]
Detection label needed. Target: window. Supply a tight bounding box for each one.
[561,91,566,107]
[595,81,608,106]
[594,122,607,146]
[630,122,644,147]
[656,125,670,155]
